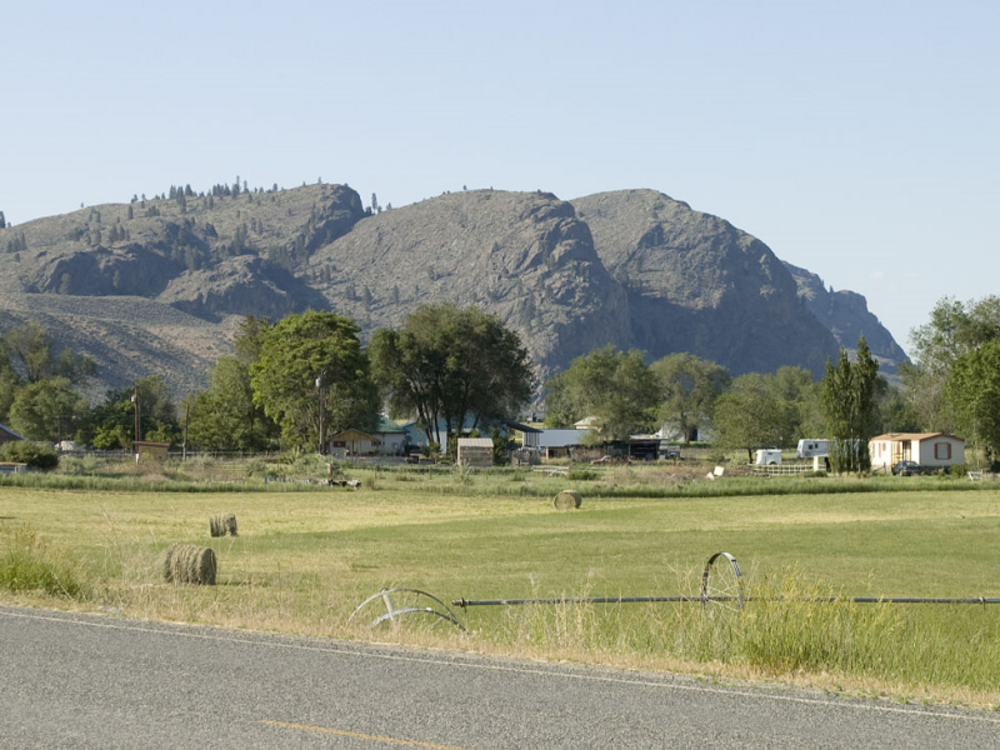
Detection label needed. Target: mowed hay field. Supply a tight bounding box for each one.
[3,477,1000,707]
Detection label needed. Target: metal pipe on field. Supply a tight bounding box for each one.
[453,595,703,608]
[453,595,1000,608]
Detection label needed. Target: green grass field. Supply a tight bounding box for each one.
[2,466,999,707]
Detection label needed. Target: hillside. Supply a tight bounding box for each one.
[0,182,906,397]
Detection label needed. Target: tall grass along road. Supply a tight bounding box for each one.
[2,606,999,749]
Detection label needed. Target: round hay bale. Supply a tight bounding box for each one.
[162,544,217,585]
[553,489,582,510]
[209,513,238,537]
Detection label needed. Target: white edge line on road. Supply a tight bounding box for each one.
[3,607,998,725]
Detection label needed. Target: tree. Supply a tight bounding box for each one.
[712,373,797,460]
[541,345,657,442]
[904,295,1000,430]
[649,353,730,442]
[186,357,279,452]
[820,338,879,473]
[3,320,95,384]
[7,377,88,442]
[251,311,379,451]
[945,338,1000,468]
[81,376,179,449]
[542,370,576,428]
[369,304,534,447]
[4,321,53,383]
[768,366,825,440]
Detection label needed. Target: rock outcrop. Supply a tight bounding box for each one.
[572,190,841,376]
[783,261,908,373]
[158,255,330,321]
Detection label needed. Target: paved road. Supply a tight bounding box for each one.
[2,605,998,748]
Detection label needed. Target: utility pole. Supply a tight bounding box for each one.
[182,400,190,460]
[316,373,326,455]
[132,386,141,444]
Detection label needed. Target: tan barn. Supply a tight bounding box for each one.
[869,433,965,471]
[457,437,494,467]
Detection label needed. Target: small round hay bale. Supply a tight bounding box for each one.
[553,489,582,510]
[162,544,217,585]
[209,513,238,537]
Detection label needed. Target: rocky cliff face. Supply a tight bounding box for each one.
[572,190,841,376]
[308,190,633,378]
[783,262,908,373]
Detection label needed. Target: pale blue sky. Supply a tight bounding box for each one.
[3,1,997,356]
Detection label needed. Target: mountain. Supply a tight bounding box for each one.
[0,183,905,397]
[783,261,908,373]
[571,190,841,376]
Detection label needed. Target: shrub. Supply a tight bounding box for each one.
[0,441,59,470]
[57,455,99,476]
[948,463,969,478]
[0,525,85,598]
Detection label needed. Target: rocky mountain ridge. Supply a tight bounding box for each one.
[0,183,906,397]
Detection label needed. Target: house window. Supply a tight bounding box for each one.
[934,442,952,460]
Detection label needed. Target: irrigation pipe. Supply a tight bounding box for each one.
[453,595,1000,608]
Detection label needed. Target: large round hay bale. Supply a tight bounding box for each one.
[553,489,583,510]
[162,544,217,585]
[209,513,238,537]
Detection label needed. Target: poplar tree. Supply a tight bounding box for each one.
[821,337,879,473]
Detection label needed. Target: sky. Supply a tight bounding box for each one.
[2,1,997,356]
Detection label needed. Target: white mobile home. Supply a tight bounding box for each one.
[869,433,965,471]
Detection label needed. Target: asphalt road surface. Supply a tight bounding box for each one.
[2,605,998,748]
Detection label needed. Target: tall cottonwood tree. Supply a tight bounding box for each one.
[369,304,533,449]
[542,345,658,443]
[251,311,378,450]
[904,295,1000,431]
[650,353,730,442]
[944,338,1000,468]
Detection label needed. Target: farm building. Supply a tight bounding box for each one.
[328,429,380,457]
[374,417,407,455]
[869,433,965,471]
[505,421,541,448]
[457,437,494,467]
[0,422,24,445]
[133,441,170,462]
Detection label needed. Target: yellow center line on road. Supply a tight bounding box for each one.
[259,720,465,749]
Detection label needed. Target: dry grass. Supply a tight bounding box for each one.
[3,482,1000,708]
